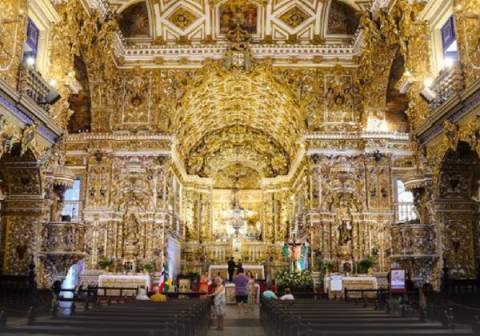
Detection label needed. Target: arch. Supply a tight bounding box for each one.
[386,50,409,132]
[326,0,359,35]
[173,64,305,184]
[117,0,153,38]
[68,55,92,133]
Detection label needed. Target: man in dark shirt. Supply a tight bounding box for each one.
[227,257,236,282]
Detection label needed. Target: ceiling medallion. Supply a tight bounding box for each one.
[279,6,310,29]
[167,7,198,30]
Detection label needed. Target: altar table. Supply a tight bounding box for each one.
[98,274,151,296]
[324,275,377,299]
[208,264,265,280]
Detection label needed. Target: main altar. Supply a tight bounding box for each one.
[208,264,265,280]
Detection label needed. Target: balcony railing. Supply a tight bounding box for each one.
[17,63,54,111]
[395,202,417,223]
[60,200,83,221]
[429,64,464,110]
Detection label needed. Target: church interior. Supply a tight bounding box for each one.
[1,0,480,334]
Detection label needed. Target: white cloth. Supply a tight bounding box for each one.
[280,294,295,301]
[136,287,150,301]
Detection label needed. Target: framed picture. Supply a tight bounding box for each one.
[390,269,406,293]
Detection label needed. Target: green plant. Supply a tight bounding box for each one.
[357,256,374,273]
[98,257,113,270]
[320,260,334,274]
[142,261,154,273]
[275,269,313,293]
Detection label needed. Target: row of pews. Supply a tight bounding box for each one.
[0,298,211,336]
[261,299,476,336]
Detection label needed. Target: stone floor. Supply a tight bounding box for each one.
[208,305,266,336]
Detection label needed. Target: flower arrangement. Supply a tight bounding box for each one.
[142,261,155,274]
[98,256,114,270]
[320,260,334,275]
[275,269,313,293]
[357,256,374,273]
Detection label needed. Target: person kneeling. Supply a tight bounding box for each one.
[280,288,294,301]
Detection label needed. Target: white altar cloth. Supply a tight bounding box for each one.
[208,264,264,280]
[98,274,151,296]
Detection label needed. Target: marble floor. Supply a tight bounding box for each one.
[208,304,266,336]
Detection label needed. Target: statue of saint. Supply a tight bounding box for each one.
[338,219,352,246]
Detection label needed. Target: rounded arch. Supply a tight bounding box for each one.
[117,0,153,38]
[173,64,305,183]
[386,50,409,132]
[326,0,360,35]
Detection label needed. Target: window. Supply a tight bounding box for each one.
[440,16,458,65]
[23,19,40,67]
[61,179,81,221]
[419,0,457,75]
[24,0,60,76]
[395,180,417,222]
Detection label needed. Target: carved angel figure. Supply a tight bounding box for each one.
[20,122,37,156]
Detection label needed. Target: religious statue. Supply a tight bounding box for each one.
[123,213,141,259]
[338,219,352,246]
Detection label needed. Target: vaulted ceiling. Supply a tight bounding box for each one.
[174,64,304,185]
[113,0,366,44]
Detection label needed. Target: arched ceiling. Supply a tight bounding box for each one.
[113,0,365,44]
[174,65,304,181]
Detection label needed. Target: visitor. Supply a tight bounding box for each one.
[262,287,278,301]
[247,272,256,314]
[233,268,249,315]
[236,259,243,273]
[136,286,150,301]
[199,272,209,298]
[150,286,167,302]
[280,287,294,301]
[227,257,236,282]
[208,276,226,331]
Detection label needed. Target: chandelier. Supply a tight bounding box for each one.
[223,186,253,237]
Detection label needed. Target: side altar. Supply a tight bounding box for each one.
[324,274,378,299]
[79,271,151,295]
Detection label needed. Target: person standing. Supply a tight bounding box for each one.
[233,268,249,315]
[227,257,236,282]
[208,277,226,330]
[247,272,256,314]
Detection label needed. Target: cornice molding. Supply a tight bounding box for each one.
[416,79,480,146]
